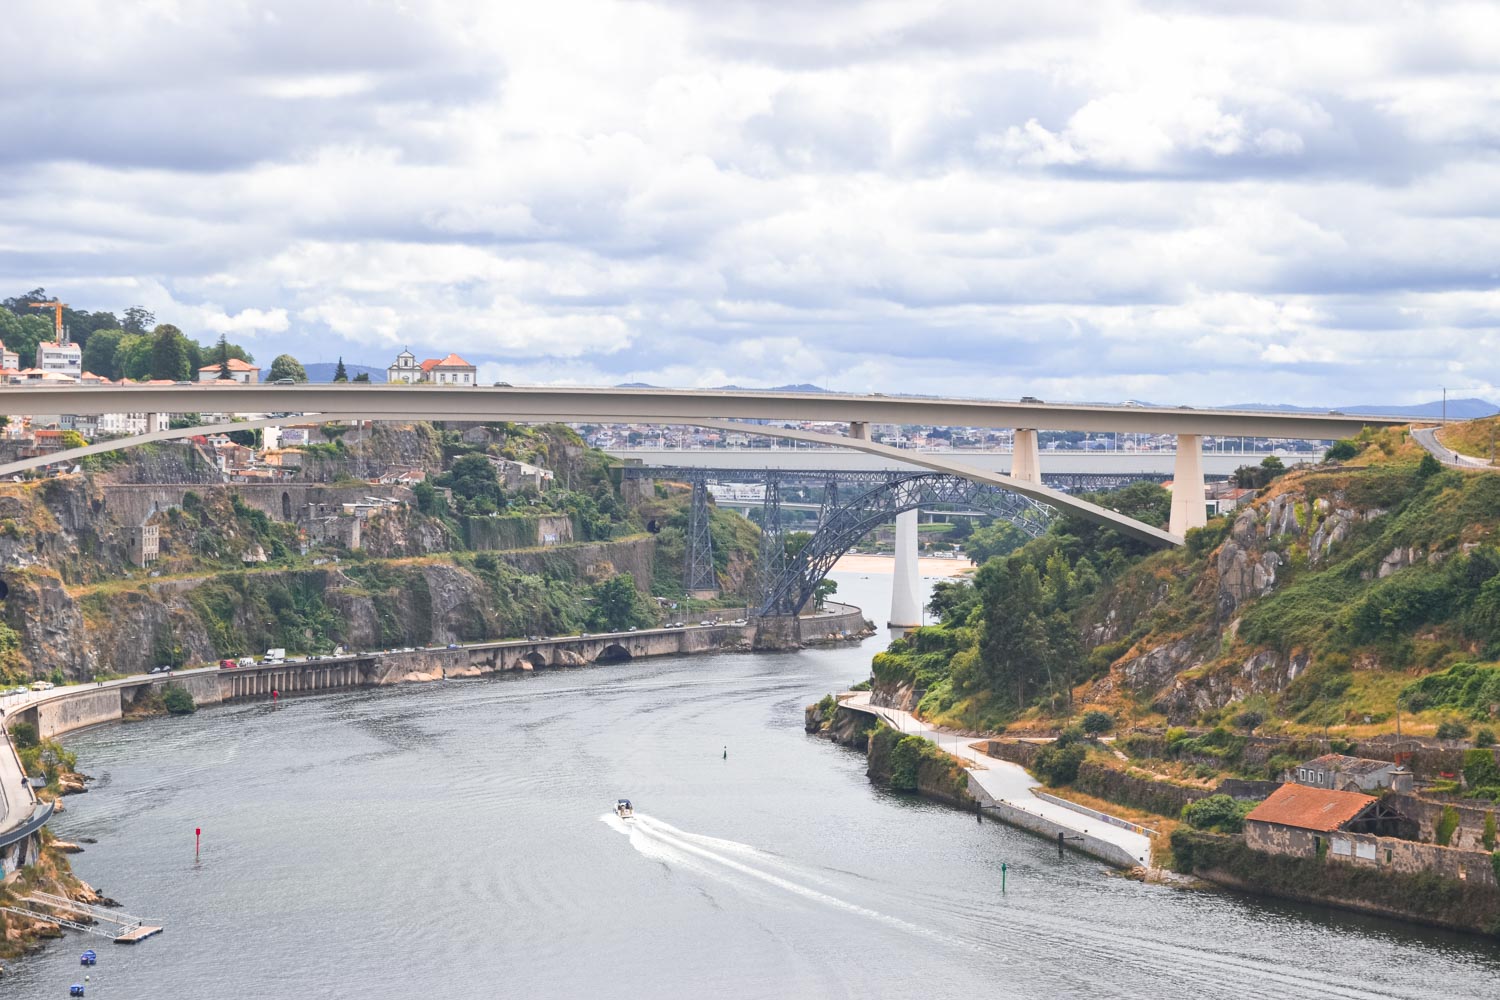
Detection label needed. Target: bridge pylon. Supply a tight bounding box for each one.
[685,476,719,597]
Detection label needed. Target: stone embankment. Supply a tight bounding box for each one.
[809,693,1153,869]
[7,604,871,743]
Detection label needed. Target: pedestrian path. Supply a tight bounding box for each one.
[841,691,1153,866]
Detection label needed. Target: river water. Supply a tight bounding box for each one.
[11,573,1500,998]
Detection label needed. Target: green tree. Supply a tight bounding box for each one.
[1080,710,1114,735]
[1418,452,1443,480]
[352,371,371,382]
[813,578,838,610]
[150,324,192,380]
[590,573,654,631]
[965,520,1027,564]
[121,305,155,334]
[59,430,86,449]
[215,334,232,380]
[0,311,54,366]
[81,328,125,379]
[333,356,348,382]
[269,354,307,382]
[437,454,504,514]
[115,333,154,380]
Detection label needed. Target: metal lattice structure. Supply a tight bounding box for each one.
[620,465,1178,493]
[685,478,717,592]
[758,473,1053,616]
[632,463,1058,613]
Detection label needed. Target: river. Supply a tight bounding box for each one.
[10,573,1500,998]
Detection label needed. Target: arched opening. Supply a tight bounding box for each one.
[595,643,632,663]
[281,491,292,521]
[514,651,548,671]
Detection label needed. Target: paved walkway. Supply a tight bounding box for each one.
[842,691,1153,865]
[1412,425,1495,470]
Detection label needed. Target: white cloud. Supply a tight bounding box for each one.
[0,0,1496,407]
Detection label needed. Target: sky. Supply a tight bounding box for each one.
[3,0,1498,405]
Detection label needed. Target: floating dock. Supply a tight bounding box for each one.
[3,892,163,944]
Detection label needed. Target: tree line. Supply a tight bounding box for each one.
[0,288,314,384]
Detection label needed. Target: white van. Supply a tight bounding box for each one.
[264,648,286,664]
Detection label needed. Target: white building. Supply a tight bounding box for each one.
[0,341,17,370]
[35,341,82,376]
[387,349,421,383]
[387,349,478,385]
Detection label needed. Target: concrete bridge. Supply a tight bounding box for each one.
[0,383,1404,546]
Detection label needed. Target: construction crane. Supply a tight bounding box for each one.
[28,300,69,344]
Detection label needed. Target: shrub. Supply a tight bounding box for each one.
[1182,794,1255,834]
[1478,728,1497,747]
[1464,749,1500,791]
[1232,710,1265,733]
[161,684,196,715]
[1438,719,1472,741]
[1033,743,1087,786]
[1486,813,1497,852]
[1324,440,1359,463]
[1437,806,1460,846]
[7,721,39,749]
[1079,710,1114,736]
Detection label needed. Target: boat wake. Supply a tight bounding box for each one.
[600,812,939,941]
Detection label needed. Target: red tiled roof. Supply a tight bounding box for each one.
[1245,783,1376,833]
[421,353,473,370]
[197,358,259,372]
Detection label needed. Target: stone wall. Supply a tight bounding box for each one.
[1246,819,1498,888]
[1386,792,1499,852]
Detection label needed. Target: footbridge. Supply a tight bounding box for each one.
[0,383,1406,548]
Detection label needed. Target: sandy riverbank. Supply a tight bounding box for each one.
[832,553,974,578]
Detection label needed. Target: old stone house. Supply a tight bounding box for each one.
[1245,783,1495,886]
[1293,754,1405,793]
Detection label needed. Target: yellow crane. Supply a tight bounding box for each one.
[28,300,69,343]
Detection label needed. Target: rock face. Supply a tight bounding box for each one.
[1216,542,1280,620]
[1080,485,1383,721]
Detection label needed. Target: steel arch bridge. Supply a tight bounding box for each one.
[757,472,1053,616]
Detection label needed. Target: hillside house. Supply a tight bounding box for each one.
[1293,754,1405,793]
[196,358,261,383]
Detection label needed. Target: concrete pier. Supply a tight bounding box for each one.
[1011,428,1042,484]
[889,509,922,628]
[1169,433,1207,536]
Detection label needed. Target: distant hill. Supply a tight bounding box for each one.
[1226,398,1498,420]
[612,382,830,393]
[304,362,387,383]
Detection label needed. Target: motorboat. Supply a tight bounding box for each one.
[614,798,634,820]
[79,950,97,966]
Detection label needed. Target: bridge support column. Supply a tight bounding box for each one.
[849,421,869,441]
[1169,434,1207,536]
[889,508,922,628]
[1012,428,1041,484]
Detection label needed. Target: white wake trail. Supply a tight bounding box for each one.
[603,812,943,943]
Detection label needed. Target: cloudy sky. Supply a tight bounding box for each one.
[4,0,1498,405]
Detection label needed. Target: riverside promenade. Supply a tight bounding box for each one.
[841,691,1153,868]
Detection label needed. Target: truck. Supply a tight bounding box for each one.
[264,648,286,664]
